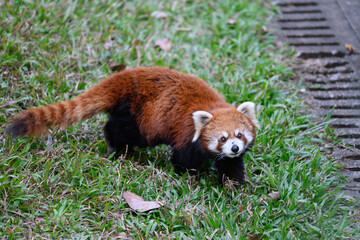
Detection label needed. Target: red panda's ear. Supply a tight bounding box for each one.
[237,102,259,128]
[192,111,213,142]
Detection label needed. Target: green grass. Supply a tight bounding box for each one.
[1,0,359,239]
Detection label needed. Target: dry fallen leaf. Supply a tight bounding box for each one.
[155,38,171,52]
[345,43,354,55]
[176,27,191,32]
[104,39,113,50]
[259,191,280,205]
[227,18,236,25]
[109,62,126,72]
[0,100,20,108]
[268,191,280,201]
[248,234,261,240]
[258,198,267,206]
[134,39,140,46]
[109,232,133,240]
[151,11,168,19]
[123,191,164,212]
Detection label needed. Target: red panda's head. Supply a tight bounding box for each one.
[192,102,258,159]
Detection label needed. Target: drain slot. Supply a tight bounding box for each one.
[320,106,360,110]
[286,34,335,38]
[337,134,360,139]
[330,115,360,119]
[278,18,326,22]
[281,26,330,30]
[282,10,322,14]
[306,67,353,75]
[342,155,360,161]
[331,124,359,128]
[289,42,339,46]
[313,96,360,100]
[348,168,360,172]
[297,51,345,59]
[324,60,349,68]
[278,2,317,7]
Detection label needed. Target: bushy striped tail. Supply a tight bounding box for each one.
[5,74,122,137]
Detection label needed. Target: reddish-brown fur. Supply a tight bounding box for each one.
[7,67,232,148]
[6,67,257,184]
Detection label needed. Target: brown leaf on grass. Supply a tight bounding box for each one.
[134,39,140,46]
[151,11,169,19]
[176,27,191,32]
[248,234,261,240]
[227,18,236,25]
[0,100,20,108]
[258,198,267,206]
[155,38,171,51]
[109,232,133,239]
[123,191,164,212]
[104,39,114,50]
[268,191,280,200]
[345,43,354,55]
[195,29,207,37]
[259,191,280,205]
[109,62,126,72]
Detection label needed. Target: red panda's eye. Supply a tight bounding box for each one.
[220,137,226,142]
[237,133,242,138]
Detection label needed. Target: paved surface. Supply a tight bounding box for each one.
[272,0,360,198]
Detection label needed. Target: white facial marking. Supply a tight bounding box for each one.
[244,129,253,143]
[237,102,259,128]
[235,129,240,136]
[221,138,244,158]
[208,137,219,152]
[192,111,213,142]
[222,131,228,139]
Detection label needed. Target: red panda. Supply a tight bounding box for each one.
[5,67,258,185]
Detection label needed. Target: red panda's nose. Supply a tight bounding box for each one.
[231,145,239,153]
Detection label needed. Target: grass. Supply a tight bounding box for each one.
[0,0,359,239]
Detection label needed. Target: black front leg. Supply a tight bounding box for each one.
[171,141,208,174]
[215,157,244,185]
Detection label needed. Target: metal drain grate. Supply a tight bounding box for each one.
[274,0,360,198]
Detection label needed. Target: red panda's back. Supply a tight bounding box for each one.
[126,67,230,148]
